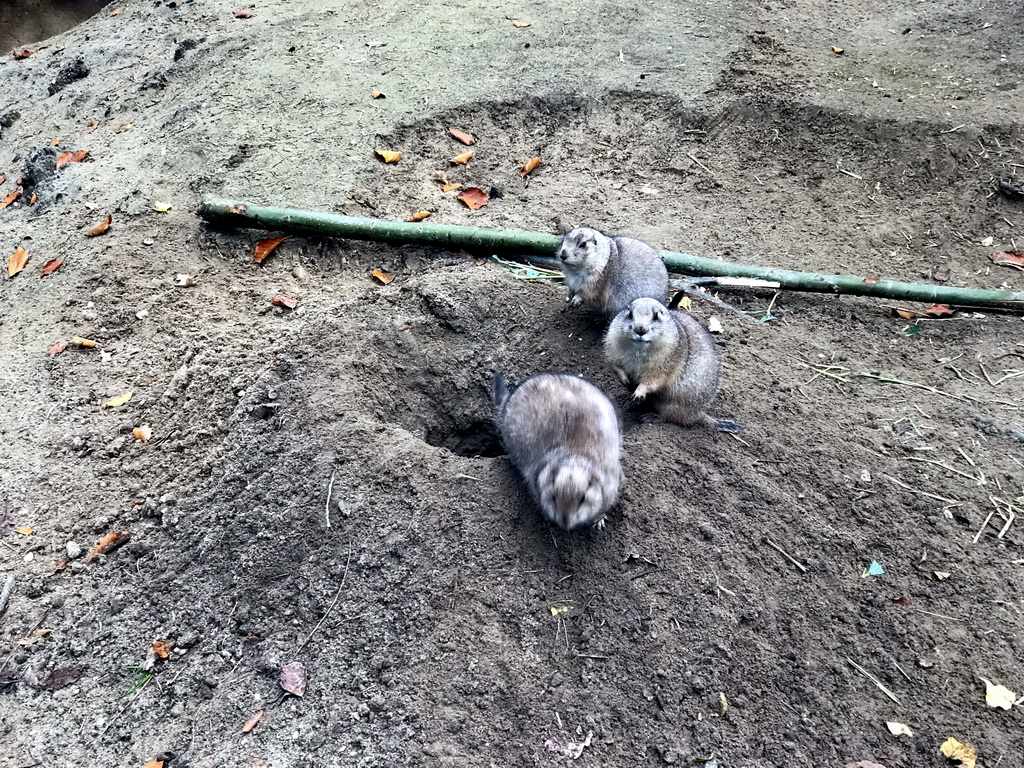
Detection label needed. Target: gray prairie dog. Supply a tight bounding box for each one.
[556,227,669,317]
[604,297,742,433]
[492,372,622,530]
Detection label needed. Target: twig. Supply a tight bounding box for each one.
[885,475,960,506]
[575,654,610,660]
[686,151,713,174]
[974,506,998,544]
[846,657,901,705]
[296,550,351,654]
[0,574,13,618]
[912,607,960,621]
[905,457,984,484]
[882,651,913,682]
[670,281,752,320]
[854,372,1020,409]
[838,168,863,180]
[325,470,336,529]
[765,538,807,573]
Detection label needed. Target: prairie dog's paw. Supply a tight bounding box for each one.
[570,295,584,306]
[594,518,606,531]
[632,384,651,401]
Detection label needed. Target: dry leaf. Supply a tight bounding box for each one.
[520,156,541,177]
[141,761,164,768]
[991,251,1024,267]
[18,628,52,646]
[29,193,37,205]
[371,268,394,285]
[151,640,172,659]
[271,294,299,309]
[934,571,951,580]
[102,391,133,408]
[12,49,33,60]
[832,46,845,54]
[55,150,89,170]
[278,662,307,696]
[940,737,977,768]
[886,721,913,737]
[173,273,196,287]
[0,176,5,185]
[892,308,917,320]
[1,191,22,209]
[38,666,81,691]
[41,258,64,276]
[457,187,489,210]
[133,425,153,442]
[227,204,246,214]
[87,531,131,562]
[375,149,402,164]
[449,128,476,146]
[440,182,461,192]
[719,692,728,714]
[981,677,1016,710]
[87,118,100,132]
[111,7,124,15]
[8,247,28,276]
[370,89,385,99]
[509,18,531,28]
[52,557,69,573]
[15,527,34,535]
[153,201,172,212]
[234,8,254,18]
[254,236,287,264]
[86,215,112,236]
[117,123,133,133]
[924,304,953,317]
[549,605,570,616]
[71,336,98,348]
[242,709,265,733]
[451,150,474,165]
[408,211,431,222]
[48,340,68,356]
[50,136,60,146]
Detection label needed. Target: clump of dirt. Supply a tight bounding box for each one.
[1,1,1022,767]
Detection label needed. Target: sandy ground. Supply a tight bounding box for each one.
[0,1,1022,766]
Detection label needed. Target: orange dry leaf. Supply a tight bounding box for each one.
[271,294,299,309]
[87,531,131,563]
[520,157,541,177]
[506,16,531,27]
[371,268,394,285]
[87,118,100,132]
[892,308,917,320]
[50,137,60,146]
[55,150,89,170]
[449,128,476,146]
[8,247,28,276]
[1,191,21,209]
[924,304,953,317]
[370,89,385,99]
[15,527,34,535]
[133,424,153,441]
[451,150,474,165]
[48,340,68,356]
[29,193,37,205]
[242,709,265,733]
[111,7,124,15]
[831,46,845,55]
[71,336,98,348]
[151,640,172,659]
[234,9,254,18]
[41,258,64,275]
[0,176,5,185]
[141,761,164,768]
[86,215,112,236]
[862,277,879,285]
[408,211,431,222]
[440,182,461,192]
[227,204,246,214]
[254,236,287,264]
[457,187,489,210]
[991,251,1024,267]
[375,149,402,163]
[12,49,33,60]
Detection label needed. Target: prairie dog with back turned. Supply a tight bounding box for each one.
[557,227,669,317]
[604,297,741,433]
[492,372,622,530]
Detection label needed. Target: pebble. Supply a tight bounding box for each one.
[66,541,83,559]
[292,265,309,280]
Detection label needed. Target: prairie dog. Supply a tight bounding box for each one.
[492,372,622,530]
[604,297,741,433]
[556,227,669,317]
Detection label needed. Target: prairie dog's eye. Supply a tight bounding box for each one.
[626,311,633,320]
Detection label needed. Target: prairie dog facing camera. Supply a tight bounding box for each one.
[492,372,622,530]
[557,227,669,317]
[604,297,742,433]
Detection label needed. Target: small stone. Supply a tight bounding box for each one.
[136,308,149,320]
[292,265,309,280]
[859,469,871,483]
[143,238,154,246]
[66,541,83,559]
[159,493,177,506]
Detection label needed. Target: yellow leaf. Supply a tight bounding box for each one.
[549,605,570,616]
[440,182,461,192]
[15,527,34,535]
[375,149,401,164]
[451,150,474,165]
[371,269,394,285]
[103,391,133,408]
[133,425,153,442]
[520,156,541,176]
[886,721,913,737]
[8,247,28,277]
[981,678,1016,710]
[407,211,431,222]
[940,737,977,768]
[117,122,133,133]
[71,336,98,348]
[153,201,172,212]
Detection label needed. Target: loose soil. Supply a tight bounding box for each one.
[0,1,1022,767]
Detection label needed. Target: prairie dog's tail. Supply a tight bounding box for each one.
[668,290,687,310]
[492,372,511,408]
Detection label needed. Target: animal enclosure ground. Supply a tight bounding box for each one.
[0,1,1022,767]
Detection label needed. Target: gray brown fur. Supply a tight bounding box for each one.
[604,298,741,432]
[556,227,669,317]
[492,372,622,530]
